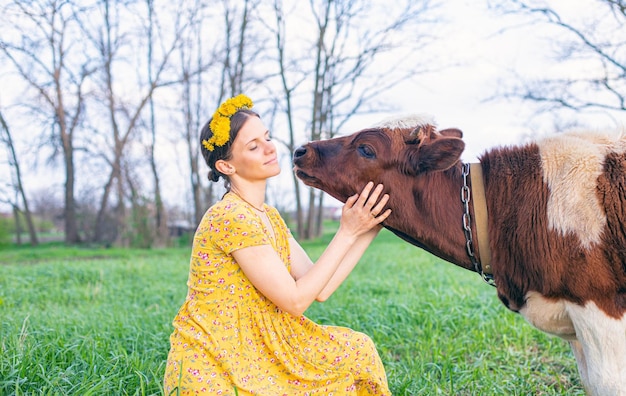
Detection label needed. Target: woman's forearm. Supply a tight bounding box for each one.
[283,184,390,315]
[316,227,380,301]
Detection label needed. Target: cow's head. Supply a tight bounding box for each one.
[293,114,465,204]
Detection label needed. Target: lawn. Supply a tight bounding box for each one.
[0,228,584,395]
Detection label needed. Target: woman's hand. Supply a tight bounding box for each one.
[236,181,390,315]
[338,181,391,238]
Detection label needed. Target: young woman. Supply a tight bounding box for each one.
[163,94,392,395]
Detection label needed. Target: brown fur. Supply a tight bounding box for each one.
[293,124,626,319]
[480,144,607,313]
[293,121,626,395]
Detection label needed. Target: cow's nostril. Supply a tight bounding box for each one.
[293,146,307,159]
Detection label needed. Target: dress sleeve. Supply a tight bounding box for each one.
[209,203,271,255]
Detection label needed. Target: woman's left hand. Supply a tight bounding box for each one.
[338,181,391,238]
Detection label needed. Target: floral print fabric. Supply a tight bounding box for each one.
[164,192,390,395]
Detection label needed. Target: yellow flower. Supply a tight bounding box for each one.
[203,94,254,151]
[202,139,214,151]
[220,102,237,115]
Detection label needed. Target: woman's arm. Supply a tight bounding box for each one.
[232,182,390,316]
[289,226,381,302]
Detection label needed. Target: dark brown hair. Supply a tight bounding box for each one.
[199,109,260,189]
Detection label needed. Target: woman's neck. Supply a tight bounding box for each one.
[230,182,266,212]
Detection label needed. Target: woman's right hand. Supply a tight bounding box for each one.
[338,182,391,238]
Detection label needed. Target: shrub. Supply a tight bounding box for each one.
[0,216,11,245]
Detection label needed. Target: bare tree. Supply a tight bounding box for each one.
[82,0,188,245]
[0,0,96,244]
[180,31,208,227]
[492,0,626,119]
[216,0,264,100]
[269,0,438,238]
[268,1,307,237]
[175,2,213,227]
[0,109,38,245]
[177,0,266,227]
[0,0,442,246]
[145,0,166,245]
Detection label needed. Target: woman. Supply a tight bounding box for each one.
[164,94,392,395]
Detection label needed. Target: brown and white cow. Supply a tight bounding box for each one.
[292,115,626,396]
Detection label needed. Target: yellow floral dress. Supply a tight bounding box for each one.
[164,192,390,395]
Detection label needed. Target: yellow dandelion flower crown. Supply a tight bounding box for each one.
[202,94,254,151]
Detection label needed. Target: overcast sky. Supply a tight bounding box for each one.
[295,0,626,208]
[4,0,626,213]
[372,0,626,161]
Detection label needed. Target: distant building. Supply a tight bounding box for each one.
[168,220,196,237]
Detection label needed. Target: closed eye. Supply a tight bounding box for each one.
[357,144,376,158]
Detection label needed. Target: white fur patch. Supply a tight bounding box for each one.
[521,292,626,395]
[538,129,626,248]
[520,291,576,339]
[566,301,626,396]
[372,113,435,130]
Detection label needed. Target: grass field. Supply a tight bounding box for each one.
[0,228,584,395]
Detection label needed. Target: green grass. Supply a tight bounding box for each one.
[0,228,584,395]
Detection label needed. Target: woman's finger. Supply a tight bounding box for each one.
[373,208,392,223]
[365,185,385,209]
[356,181,375,207]
[344,192,359,208]
[369,193,389,216]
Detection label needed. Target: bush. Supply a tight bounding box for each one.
[0,216,11,245]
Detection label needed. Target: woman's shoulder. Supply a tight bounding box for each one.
[203,193,256,224]
[208,193,239,214]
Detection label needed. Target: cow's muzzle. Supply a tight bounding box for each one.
[293,145,308,161]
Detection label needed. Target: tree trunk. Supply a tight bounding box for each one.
[62,135,79,244]
[150,153,167,245]
[315,190,324,238]
[94,163,117,243]
[305,188,317,239]
[13,205,22,245]
[292,171,303,238]
[146,0,167,246]
[114,166,127,246]
[0,111,38,246]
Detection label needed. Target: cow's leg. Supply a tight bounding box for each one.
[567,301,626,396]
[568,339,591,395]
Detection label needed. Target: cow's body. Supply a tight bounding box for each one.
[292,115,626,396]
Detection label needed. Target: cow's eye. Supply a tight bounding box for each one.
[357,144,375,158]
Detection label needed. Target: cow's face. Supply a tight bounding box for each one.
[293,117,465,204]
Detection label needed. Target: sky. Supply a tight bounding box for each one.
[370,0,626,161]
[282,0,626,208]
[3,0,626,213]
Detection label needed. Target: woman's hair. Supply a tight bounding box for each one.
[199,109,260,189]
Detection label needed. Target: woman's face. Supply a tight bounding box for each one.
[226,116,281,182]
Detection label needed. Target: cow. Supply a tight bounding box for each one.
[292,114,626,396]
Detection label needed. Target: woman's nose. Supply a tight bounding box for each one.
[264,139,276,153]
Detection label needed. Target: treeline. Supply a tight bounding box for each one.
[2,1,624,248]
[0,0,436,247]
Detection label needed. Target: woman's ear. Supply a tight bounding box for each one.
[215,160,234,175]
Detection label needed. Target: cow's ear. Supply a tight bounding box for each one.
[405,137,465,174]
[439,128,463,139]
[411,124,437,145]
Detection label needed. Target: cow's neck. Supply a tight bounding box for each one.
[386,163,477,272]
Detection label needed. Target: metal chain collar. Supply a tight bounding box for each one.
[461,163,496,287]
